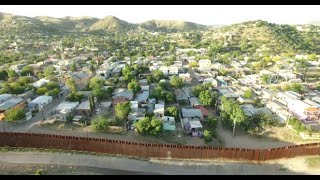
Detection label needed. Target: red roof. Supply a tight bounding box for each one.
[112,97,128,105]
[194,106,209,117]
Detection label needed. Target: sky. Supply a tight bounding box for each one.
[0,5,320,25]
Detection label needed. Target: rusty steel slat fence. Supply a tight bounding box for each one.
[0,132,320,161]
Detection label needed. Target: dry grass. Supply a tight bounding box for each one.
[306,157,320,168]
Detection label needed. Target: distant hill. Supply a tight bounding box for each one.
[89,16,137,32]
[140,20,208,31]
[309,21,320,26]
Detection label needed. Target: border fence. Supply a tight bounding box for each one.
[0,132,320,161]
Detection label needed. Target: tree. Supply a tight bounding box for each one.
[0,69,8,80]
[46,81,60,90]
[127,79,141,94]
[199,90,212,106]
[219,68,228,76]
[153,70,164,82]
[165,106,179,120]
[5,108,26,122]
[230,104,248,136]
[66,77,77,92]
[170,75,183,89]
[189,61,198,68]
[134,116,163,136]
[89,77,104,89]
[283,83,304,94]
[115,102,131,121]
[36,87,49,95]
[164,92,176,104]
[21,66,34,76]
[261,74,270,84]
[70,61,77,72]
[46,88,60,98]
[66,92,84,102]
[92,115,109,132]
[6,69,17,78]
[203,130,212,143]
[243,89,253,99]
[44,66,55,77]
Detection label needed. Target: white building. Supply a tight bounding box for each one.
[33,78,50,88]
[203,78,218,87]
[198,59,211,72]
[159,66,178,76]
[29,95,53,110]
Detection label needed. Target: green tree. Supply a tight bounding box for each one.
[0,69,8,80]
[46,81,60,90]
[66,77,77,92]
[203,130,212,143]
[70,61,77,72]
[283,83,304,94]
[243,89,253,99]
[165,106,179,120]
[170,75,183,89]
[36,87,49,95]
[66,91,83,102]
[92,115,109,132]
[44,66,55,77]
[5,108,26,122]
[189,61,198,68]
[164,92,176,104]
[199,90,212,106]
[153,70,165,82]
[21,66,34,76]
[89,77,104,89]
[6,69,17,78]
[261,74,270,84]
[115,102,131,121]
[230,104,248,136]
[134,116,163,136]
[127,79,141,94]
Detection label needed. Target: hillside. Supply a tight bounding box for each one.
[210,20,320,54]
[140,20,207,32]
[89,16,137,32]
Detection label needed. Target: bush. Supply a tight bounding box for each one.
[203,130,212,143]
[288,118,305,133]
[92,115,109,132]
[134,116,163,136]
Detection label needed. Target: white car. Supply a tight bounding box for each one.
[95,109,101,114]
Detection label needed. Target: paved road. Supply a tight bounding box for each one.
[0,94,68,133]
[0,151,317,175]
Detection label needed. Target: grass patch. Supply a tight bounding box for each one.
[306,157,320,168]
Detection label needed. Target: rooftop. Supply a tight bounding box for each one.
[76,101,90,110]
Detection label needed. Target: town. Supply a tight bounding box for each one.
[1,13,320,149]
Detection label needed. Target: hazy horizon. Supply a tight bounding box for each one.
[1,5,320,25]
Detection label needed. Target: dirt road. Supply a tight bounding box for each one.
[0,151,320,175]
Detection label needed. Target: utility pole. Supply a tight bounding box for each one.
[233,118,236,137]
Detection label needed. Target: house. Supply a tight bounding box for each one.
[33,78,50,88]
[0,94,13,104]
[75,101,92,117]
[179,73,192,82]
[139,79,148,86]
[53,101,79,121]
[181,108,203,120]
[162,116,176,131]
[277,91,302,106]
[28,95,53,110]
[99,101,112,111]
[159,66,178,76]
[135,91,149,103]
[189,97,202,107]
[182,118,203,137]
[203,78,218,87]
[216,76,229,87]
[112,88,134,105]
[0,98,26,120]
[287,99,320,121]
[261,89,277,100]
[174,89,189,101]
[141,85,150,91]
[198,59,211,72]
[194,106,209,117]
[217,88,238,100]
[154,103,165,119]
[130,101,139,112]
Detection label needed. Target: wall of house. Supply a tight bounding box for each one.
[1,132,320,161]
